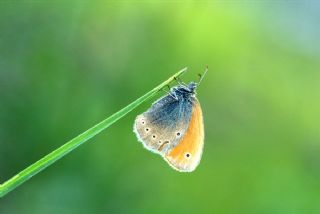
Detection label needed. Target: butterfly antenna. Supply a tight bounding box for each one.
[197,66,208,86]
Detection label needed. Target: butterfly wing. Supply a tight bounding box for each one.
[164,100,204,172]
[134,93,193,155]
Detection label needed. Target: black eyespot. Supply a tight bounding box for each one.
[145,128,149,132]
[158,140,162,144]
[176,132,181,136]
[186,153,190,158]
[152,135,156,138]
[142,121,145,124]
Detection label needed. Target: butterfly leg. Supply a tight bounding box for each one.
[162,85,179,100]
[174,77,191,92]
[174,77,188,87]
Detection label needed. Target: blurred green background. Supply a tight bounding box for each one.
[1,1,320,214]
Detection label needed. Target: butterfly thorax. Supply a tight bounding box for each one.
[172,81,197,100]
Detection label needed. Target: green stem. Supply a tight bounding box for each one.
[0,68,187,198]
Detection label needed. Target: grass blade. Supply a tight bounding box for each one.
[0,67,187,198]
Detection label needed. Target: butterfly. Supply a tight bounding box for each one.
[133,68,207,172]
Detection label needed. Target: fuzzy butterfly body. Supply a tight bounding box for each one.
[134,81,205,172]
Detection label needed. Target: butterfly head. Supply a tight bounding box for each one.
[187,81,198,93]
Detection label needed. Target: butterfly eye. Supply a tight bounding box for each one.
[185,153,191,158]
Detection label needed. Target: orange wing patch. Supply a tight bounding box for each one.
[164,100,204,172]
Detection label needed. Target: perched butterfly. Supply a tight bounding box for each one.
[133,68,207,172]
